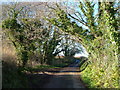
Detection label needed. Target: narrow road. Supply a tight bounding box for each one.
[42,60,86,88]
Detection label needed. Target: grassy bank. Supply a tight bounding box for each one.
[81,55,119,88]
[2,40,76,88]
[3,58,75,88]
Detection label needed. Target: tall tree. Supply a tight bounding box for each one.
[46,1,119,88]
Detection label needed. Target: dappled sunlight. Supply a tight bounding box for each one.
[31,68,81,75]
[44,71,81,75]
[25,60,87,88]
[2,1,119,88]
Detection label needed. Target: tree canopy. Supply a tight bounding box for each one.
[2,1,119,88]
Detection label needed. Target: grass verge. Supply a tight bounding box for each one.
[81,64,119,88]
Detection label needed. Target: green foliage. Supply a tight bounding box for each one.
[81,2,119,88]
[42,30,62,64]
[47,1,119,88]
[2,4,64,66]
[2,7,43,67]
[45,6,83,37]
[2,19,20,29]
[2,2,119,88]
[3,18,29,67]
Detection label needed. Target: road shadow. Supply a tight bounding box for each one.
[26,70,87,88]
[26,57,89,88]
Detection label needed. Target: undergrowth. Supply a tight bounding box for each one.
[2,61,28,88]
[81,52,119,88]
